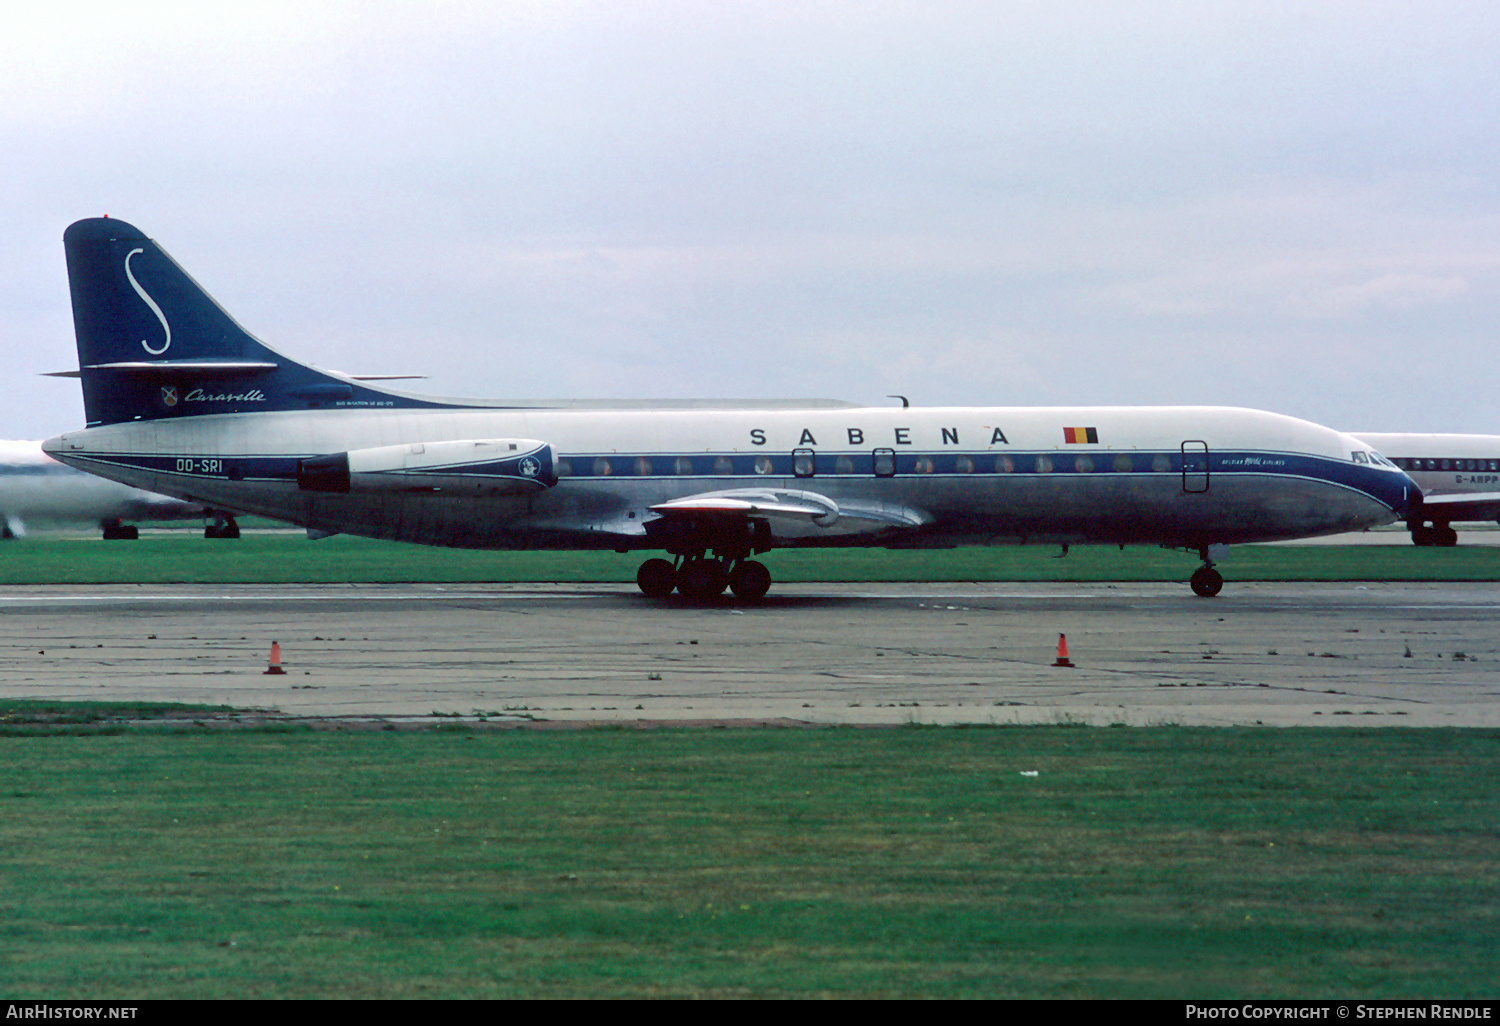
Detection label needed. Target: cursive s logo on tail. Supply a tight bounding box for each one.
[124,248,171,355]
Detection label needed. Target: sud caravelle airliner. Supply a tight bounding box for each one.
[43,217,1418,600]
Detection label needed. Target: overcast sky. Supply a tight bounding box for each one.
[4,1,1498,440]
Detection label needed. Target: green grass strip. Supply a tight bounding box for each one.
[2,532,1498,584]
[0,725,1494,998]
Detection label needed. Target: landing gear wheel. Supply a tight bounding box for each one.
[728,560,772,600]
[1435,525,1459,547]
[1411,525,1436,546]
[676,559,729,601]
[204,514,240,540]
[1190,565,1223,598]
[636,558,677,598]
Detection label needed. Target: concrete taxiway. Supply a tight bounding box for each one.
[0,581,1496,727]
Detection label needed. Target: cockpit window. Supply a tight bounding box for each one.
[1351,451,1368,464]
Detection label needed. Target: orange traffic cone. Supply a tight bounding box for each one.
[1052,633,1074,668]
[263,640,287,675]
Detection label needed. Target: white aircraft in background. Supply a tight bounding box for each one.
[0,438,239,538]
[1352,433,1500,546]
[41,217,1417,598]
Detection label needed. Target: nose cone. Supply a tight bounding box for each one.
[1372,461,1422,523]
[1358,464,1419,526]
[1340,431,1420,522]
[1399,478,1424,522]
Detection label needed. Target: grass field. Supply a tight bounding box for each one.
[1,714,1495,999]
[3,530,1500,585]
[4,536,1495,998]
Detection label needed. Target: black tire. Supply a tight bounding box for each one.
[1411,525,1435,546]
[676,559,728,601]
[636,558,677,598]
[729,560,772,600]
[1435,525,1459,547]
[1190,565,1223,598]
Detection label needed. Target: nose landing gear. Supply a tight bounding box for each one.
[1190,547,1223,597]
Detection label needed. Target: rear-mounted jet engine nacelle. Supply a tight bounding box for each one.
[297,439,556,495]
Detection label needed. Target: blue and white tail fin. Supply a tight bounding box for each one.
[62,217,447,426]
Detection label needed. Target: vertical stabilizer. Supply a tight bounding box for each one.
[62,217,445,425]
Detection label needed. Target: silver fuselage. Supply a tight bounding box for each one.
[46,405,1413,552]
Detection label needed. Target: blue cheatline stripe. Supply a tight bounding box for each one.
[555,448,1356,477]
[546,448,1408,510]
[66,447,1409,511]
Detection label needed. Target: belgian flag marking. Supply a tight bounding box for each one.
[1063,426,1098,444]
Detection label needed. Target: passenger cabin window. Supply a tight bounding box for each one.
[793,449,815,478]
[835,455,854,474]
[674,457,693,475]
[592,458,613,476]
[873,449,896,477]
[713,456,734,475]
[754,456,774,475]
[634,456,653,476]
[555,458,572,477]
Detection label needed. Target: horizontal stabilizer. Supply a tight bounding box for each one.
[81,359,280,376]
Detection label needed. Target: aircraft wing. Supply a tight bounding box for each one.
[1416,491,1500,524]
[650,488,931,535]
[652,488,840,522]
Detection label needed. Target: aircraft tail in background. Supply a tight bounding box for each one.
[0,439,217,538]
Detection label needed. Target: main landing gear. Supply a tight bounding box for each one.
[636,555,774,602]
[1409,522,1458,547]
[1190,546,1224,598]
[636,515,775,602]
[100,518,138,540]
[204,512,240,539]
